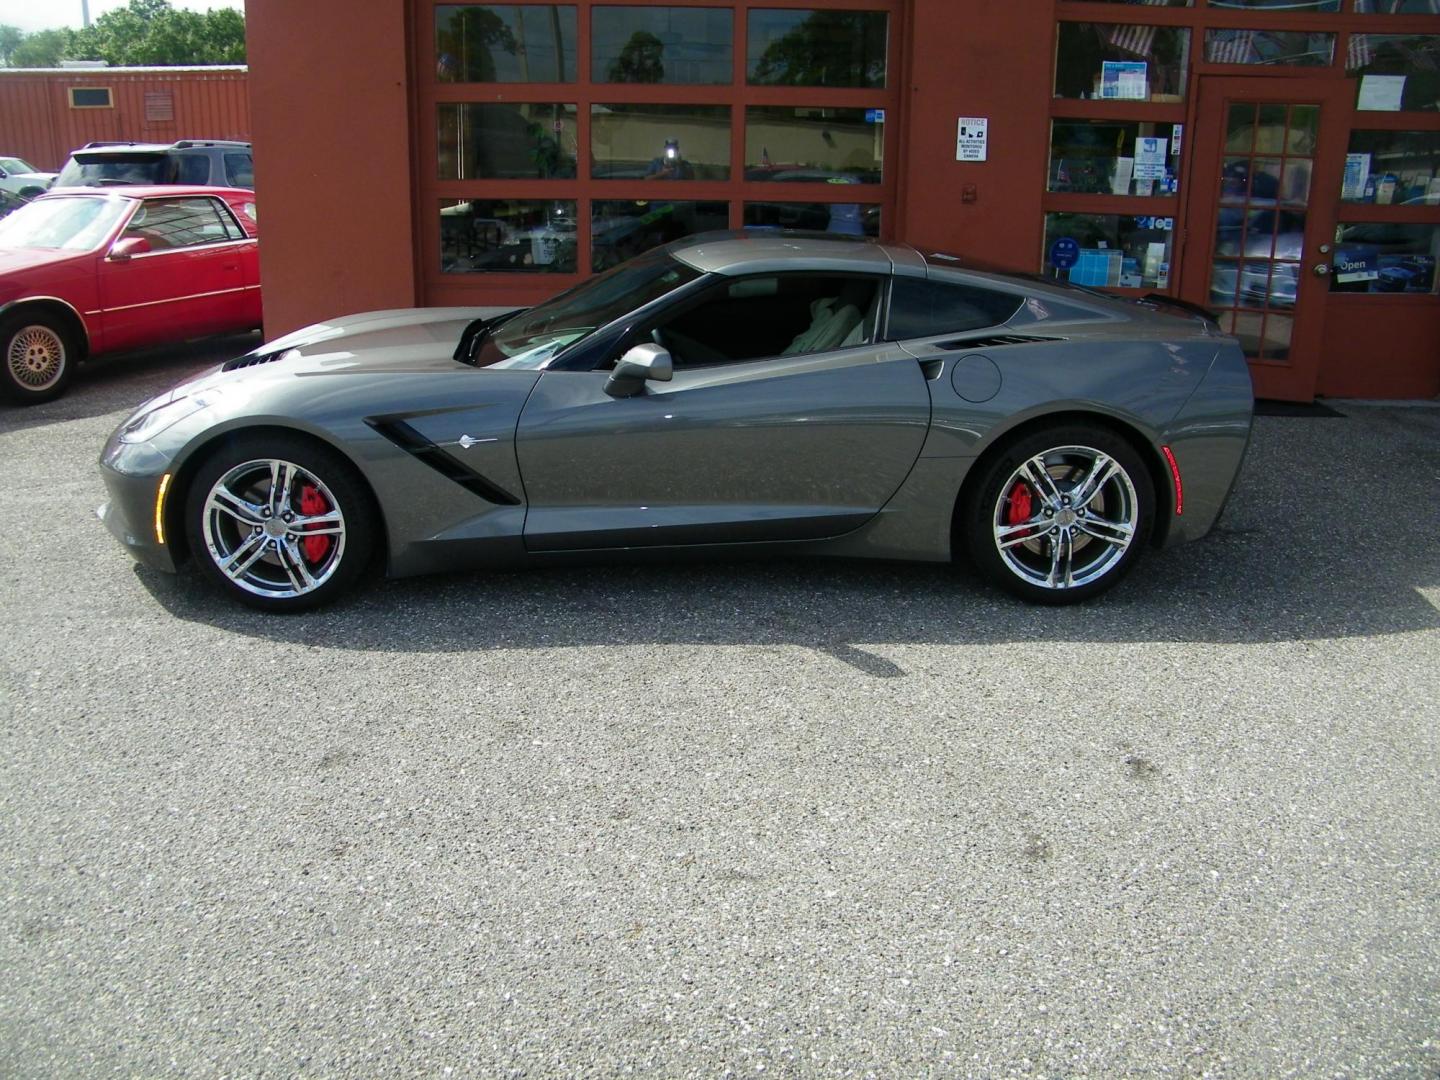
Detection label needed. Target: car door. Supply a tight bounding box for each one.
[514,271,932,551]
[97,195,249,352]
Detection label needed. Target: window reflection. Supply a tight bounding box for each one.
[591,104,730,180]
[1342,130,1440,204]
[438,104,577,179]
[1048,120,1181,196]
[592,7,732,84]
[747,9,888,88]
[436,5,577,83]
[1054,23,1190,101]
[591,200,728,271]
[1043,212,1174,289]
[1331,223,1439,294]
[440,199,577,273]
[743,201,880,237]
[745,107,883,183]
[1347,35,1440,111]
[1205,30,1335,66]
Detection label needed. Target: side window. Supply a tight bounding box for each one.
[124,197,242,251]
[174,154,211,184]
[641,274,882,368]
[886,277,1024,341]
[224,153,254,188]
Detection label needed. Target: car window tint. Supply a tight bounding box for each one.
[124,197,240,250]
[175,154,210,184]
[886,277,1023,340]
[644,274,882,367]
[224,153,254,188]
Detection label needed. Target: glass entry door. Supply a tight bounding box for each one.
[1181,77,1350,402]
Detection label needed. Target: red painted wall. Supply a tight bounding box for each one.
[894,0,1053,272]
[0,67,249,171]
[246,0,418,338]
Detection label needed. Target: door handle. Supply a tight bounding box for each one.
[1312,263,1330,278]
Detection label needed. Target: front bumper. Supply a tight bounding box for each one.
[97,456,178,574]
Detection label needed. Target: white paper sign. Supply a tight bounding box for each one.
[1357,74,1405,112]
[956,117,988,162]
[1134,136,1167,180]
[1170,124,1183,157]
[1342,152,1371,200]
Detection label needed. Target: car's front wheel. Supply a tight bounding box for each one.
[184,434,376,611]
[0,312,76,405]
[963,425,1155,604]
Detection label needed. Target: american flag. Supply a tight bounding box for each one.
[1209,30,1257,65]
[1346,33,1372,70]
[1108,23,1157,59]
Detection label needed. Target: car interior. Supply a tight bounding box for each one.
[644,274,882,367]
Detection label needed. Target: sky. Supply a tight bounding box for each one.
[1,0,243,35]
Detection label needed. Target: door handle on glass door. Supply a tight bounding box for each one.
[1313,263,1329,277]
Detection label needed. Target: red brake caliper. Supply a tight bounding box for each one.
[297,484,332,564]
[1007,481,1034,538]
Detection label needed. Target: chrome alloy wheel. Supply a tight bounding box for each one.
[7,324,67,391]
[200,458,347,599]
[991,445,1139,591]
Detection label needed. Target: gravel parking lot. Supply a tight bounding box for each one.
[2,339,1438,1078]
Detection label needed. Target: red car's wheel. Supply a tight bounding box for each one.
[0,312,76,405]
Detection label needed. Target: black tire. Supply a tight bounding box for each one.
[184,432,377,612]
[962,424,1155,605]
[0,310,77,405]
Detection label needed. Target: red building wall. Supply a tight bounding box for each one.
[0,67,250,171]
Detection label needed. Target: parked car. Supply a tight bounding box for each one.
[0,156,57,198]
[0,186,261,404]
[98,232,1253,612]
[54,140,253,190]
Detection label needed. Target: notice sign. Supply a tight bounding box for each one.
[956,117,988,162]
[1134,136,1167,181]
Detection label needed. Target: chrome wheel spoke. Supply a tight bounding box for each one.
[222,533,269,580]
[1074,455,1119,509]
[208,487,265,526]
[1046,531,1073,588]
[1077,516,1134,546]
[269,461,293,515]
[1021,457,1064,506]
[996,518,1046,549]
[291,511,342,534]
[279,539,317,592]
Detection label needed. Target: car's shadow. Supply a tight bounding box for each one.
[0,331,260,433]
[134,410,1440,669]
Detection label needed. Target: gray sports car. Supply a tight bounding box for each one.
[98,232,1253,611]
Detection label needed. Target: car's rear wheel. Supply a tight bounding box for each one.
[185,433,375,612]
[963,425,1154,604]
[0,312,76,405]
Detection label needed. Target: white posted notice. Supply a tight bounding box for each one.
[956,117,988,162]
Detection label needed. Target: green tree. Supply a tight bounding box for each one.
[9,28,75,68]
[68,0,245,66]
[0,24,24,66]
[750,11,885,88]
[607,30,664,84]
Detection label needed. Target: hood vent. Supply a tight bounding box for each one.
[222,349,292,372]
[935,334,1064,351]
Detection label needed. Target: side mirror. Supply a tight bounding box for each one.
[605,343,673,398]
[108,236,151,262]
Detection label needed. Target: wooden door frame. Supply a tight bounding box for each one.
[1178,74,1353,403]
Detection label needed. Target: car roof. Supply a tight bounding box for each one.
[41,185,254,199]
[670,230,904,276]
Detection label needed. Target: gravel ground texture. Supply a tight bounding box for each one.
[2,338,1438,1079]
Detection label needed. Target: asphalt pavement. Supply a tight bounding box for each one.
[1,337,1438,1078]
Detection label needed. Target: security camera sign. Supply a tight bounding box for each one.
[956,117,988,162]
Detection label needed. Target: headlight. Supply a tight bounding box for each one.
[118,389,225,443]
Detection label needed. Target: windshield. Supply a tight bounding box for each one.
[473,248,702,368]
[0,196,130,251]
[56,153,168,187]
[2,158,38,174]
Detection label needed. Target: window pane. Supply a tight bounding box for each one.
[743,201,880,237]
[436,5,577,83]
[223,153,254,188]
[1043,212,1175,290]
[1347,35,1440,111]
[1342,131,1440,205]
[1356,0,1440,12]
[591,199,728,271]
[591,104,730,180]
[438,104,577,179]
[886,278,1023,340]
[1205,30,1335,66]
[593,6,732,84]
[126,198,232,250]
[747,9,887,88]
[440,199,577,273]
[1049,120,1182,196]
[1055,24,1190,101]
[1209,0,1338,9]
[745,106,883,183]
[1331,223,1439,294]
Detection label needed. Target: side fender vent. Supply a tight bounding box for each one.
[365,416,521,506]
[935,334,1065,351]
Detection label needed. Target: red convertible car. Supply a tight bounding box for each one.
[0,185,260,404]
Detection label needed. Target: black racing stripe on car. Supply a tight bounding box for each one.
[364,417,521,506]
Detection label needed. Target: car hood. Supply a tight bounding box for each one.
[11,171,56,185]
[220,305,524,379]
[0,246,89,277]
